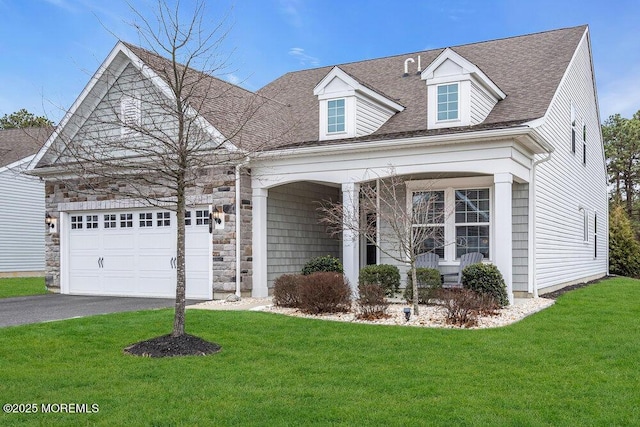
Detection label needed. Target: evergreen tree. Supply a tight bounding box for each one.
[609,204,640,278]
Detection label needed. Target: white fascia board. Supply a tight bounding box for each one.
[118,44,239,153]
[0,155,35,174]
[29,42,238,172]
[255,126,552,162]
[421,48,506,100]
[314,66,404,112]
[29,42,131,171]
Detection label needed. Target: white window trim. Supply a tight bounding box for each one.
[593,210,597,258]
[406,176,494,264]
[436,83,460,123]
[327,98,346,134]
[579,206,588,243]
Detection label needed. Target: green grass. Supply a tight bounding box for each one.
[1,277,639,426]
[0,277,47,298]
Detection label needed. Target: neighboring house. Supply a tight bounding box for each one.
[29,25,608,302]
[0,127,51,276]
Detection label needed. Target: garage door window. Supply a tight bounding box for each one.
[71,215,83,229]
[196,210,209,225]
[120,213,133,228]
[104,214,116,228]
[157,212,171,227]
[139,212,153,227]
[86,215,99,229]
[185,211,192,226]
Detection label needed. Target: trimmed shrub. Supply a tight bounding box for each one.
[461,263,508,307]
[436,288,482,327]
[358,264,400,297]
[302,255,344,275]
[356,283,390,320]
[436,288,500,327]
[273,274,303,308]
[403,268,442,304]
[298,272,351,314]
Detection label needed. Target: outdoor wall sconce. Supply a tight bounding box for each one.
[209,206,224,232]
[45,213,57,234]
[403,307,411,322]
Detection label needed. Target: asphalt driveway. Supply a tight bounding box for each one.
[0,294,201,327]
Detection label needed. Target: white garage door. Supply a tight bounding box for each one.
[66,207,211,299]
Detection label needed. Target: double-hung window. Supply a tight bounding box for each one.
[412,191,445,258]
[410,179,492,261]
[327,99,345,133]
[437,83,459,121]
[454,189,490,258]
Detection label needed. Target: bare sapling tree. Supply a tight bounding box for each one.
[42,1,290,340]
[318,172,447,315]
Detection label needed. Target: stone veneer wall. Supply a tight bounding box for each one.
[44,166,252,297]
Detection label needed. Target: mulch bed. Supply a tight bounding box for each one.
[539,276,611,299]
[124,334,221,358]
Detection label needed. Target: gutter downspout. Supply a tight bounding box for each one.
[529,149,554,298]
[235,157,251,297]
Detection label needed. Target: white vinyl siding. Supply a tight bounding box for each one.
[470,81,498,125]
[266,182,340,287]
[532,32,608,291]
[0,161,45,273]
[355,95,395,137]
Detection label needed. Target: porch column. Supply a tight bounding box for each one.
[494,173,514,304]
[342,182,360,294]
[252,188,268,297]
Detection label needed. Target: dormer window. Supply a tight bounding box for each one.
[422,48,505,130]
[437,83,459,121]
[314,66,404,141]
[327,99,346,133]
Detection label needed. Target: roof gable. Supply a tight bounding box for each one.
[30,41,240,169]
[421,48,506,100]
[313,66,404,112]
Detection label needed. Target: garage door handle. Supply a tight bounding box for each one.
[97,257,104,268]
[170,257,175,269]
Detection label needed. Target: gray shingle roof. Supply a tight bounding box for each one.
[103,26,587,154]
[122,42,293,152]
[257,25,587,149]
[0,127,52,168]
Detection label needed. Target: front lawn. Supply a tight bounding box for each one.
[0,277,638,426]
[0,277,47,298]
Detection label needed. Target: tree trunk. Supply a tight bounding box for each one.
[172,176,187,337]
[411,260,419,316]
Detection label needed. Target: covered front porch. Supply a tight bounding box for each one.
[250,129,548,303]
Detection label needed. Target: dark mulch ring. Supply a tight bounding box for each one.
[124,333,221,358]
[540,275,612,299]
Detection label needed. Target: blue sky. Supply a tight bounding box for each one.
[1,0,639,124]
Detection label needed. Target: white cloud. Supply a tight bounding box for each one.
[288,47,319,67]
[279,0,303,28]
